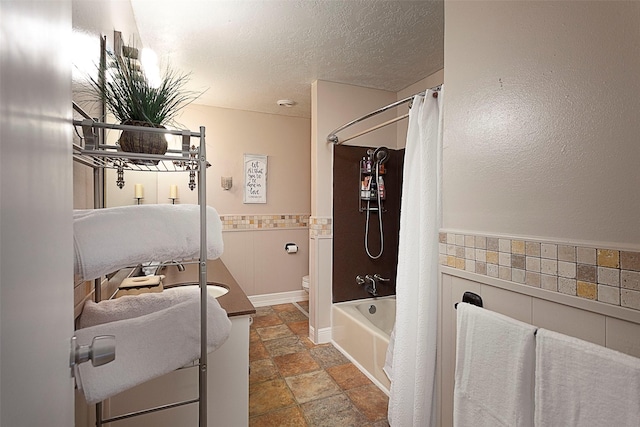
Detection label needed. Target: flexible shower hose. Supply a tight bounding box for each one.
[364,164,384,259]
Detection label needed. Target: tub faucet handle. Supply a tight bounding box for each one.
[373,274,390,282]
[355,275,366,286]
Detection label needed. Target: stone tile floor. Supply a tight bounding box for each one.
[249,301,390,426]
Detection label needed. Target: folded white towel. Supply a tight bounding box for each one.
[73,204,223,282]
[74,291,231,404]
[454,303,537,427]
[535,328,640,427]
[79,286,208,329]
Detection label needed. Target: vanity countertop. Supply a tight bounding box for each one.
[115,259,255,318]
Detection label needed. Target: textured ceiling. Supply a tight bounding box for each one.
[130,0,443,118]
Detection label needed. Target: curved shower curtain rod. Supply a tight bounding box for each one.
[326,84,441,145]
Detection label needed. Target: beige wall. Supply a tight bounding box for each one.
[105,104,311,214]
[101,104,312,297]
[439,3,640,423]
[312,80,397,217]
[443,1,640,248]
[179,104,311,297]
[177,104,311,215]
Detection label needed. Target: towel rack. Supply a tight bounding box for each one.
[72,103,210,427]
[454,291,484,309]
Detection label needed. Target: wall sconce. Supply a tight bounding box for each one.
[134,183,144,205]
[221,176,233,191]
[169,184,178,204]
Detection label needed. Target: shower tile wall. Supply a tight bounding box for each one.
[439,232,640,311]
[332,145,404,303]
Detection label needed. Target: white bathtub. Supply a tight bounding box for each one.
[332,296,396,394]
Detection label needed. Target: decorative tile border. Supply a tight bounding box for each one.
[439,232,640,311]
[309,216,332,237]
[220,214,309,231]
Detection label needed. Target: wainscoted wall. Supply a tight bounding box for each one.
[332,145,404,303]
[308,216,333,343]
[438,270,640,427]
[438,3,640,423]
[220,214,310,297]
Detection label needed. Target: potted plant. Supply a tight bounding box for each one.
[86,49,200,158]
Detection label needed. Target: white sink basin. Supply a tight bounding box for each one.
[165,282,229,298]
[207,285,229,298]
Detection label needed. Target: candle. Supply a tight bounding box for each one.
[170,184,178,199]
[134,183,144,199]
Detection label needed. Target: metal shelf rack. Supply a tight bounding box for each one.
[72,102,210,427]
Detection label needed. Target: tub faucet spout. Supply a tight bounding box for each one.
[364,275,379,296]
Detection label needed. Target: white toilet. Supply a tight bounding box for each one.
[302,275,309,293]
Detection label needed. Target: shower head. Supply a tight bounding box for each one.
[373,146,389,164]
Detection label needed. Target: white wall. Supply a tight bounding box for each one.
[443,1,640,248]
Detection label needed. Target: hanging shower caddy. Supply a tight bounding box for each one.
[359,147,390,260]
[359,149,386,213]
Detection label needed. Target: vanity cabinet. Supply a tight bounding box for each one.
[109,315,250,426]
[75,260,255,426]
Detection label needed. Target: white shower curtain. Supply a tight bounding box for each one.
[386,87,443,426]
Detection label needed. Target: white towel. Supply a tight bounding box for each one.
[454,303,537,427]
[535,329,640,427]
[73,204,223,282]
[74,291,231,404]
[79,286,208,329]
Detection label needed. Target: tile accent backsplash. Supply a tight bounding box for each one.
[309,216,332,237]
[439,232,640,311]
[220,214,309,231]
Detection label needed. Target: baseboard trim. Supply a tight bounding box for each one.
[248,290,309,307]
[309,325,332,345]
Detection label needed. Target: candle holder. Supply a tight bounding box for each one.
[169,184,178,204]
[134,184,144,205]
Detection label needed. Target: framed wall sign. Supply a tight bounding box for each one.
[243,154,267,203]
